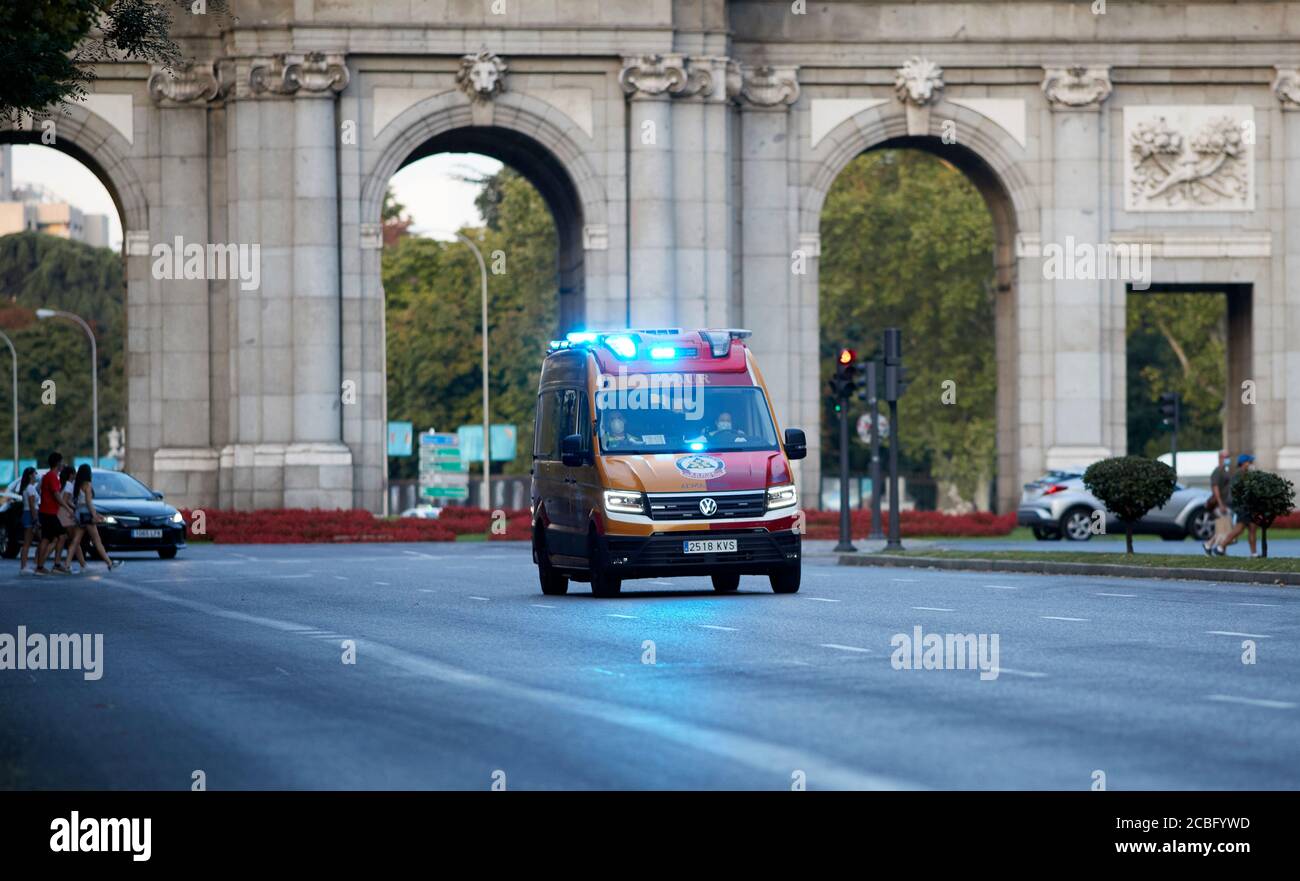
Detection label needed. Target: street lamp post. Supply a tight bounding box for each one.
[36,308,98,466]
[453,233,491,510]
[0,330,17,479]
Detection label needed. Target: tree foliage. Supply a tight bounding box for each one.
[1127,291,1226,458]
[383,168,557,479]
[0,1,231,123]
[1083,455,1176,553]
[1231,469,1295,557]
[819,149,996,507]
[0,231,125,462]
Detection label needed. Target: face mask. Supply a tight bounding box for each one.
[717,421,731,431]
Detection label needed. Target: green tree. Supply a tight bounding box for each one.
[383,167,557,479]
[0,0,231,122]
[0,231,126,465]
[819,149,996,508]
[1230,469,1295,558]
[1083,455,1176,554]
[1126,291,1226,458]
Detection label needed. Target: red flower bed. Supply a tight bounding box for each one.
[178,507,534,544]
[800,509,1015,539]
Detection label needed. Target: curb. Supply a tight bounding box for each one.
[837,553,1300,586]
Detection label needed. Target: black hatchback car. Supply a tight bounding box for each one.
[0,470,187,559]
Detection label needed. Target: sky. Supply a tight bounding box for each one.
[10,144,123,249]
[10,146,504,250]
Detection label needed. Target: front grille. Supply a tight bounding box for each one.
[607,530,799,568]
[646,491,766,521]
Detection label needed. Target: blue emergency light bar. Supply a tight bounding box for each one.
[547,328,751,359]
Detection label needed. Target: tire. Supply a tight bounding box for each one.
[158,548,179,559]
[1059,506,1095,542]
[534,526,568,596]
[711,573,741,593]
[1185,506,1214,542]
[588,530,621,597]
[769,565,800,594]
[1031,526,1061,541]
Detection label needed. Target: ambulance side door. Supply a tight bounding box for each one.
[533,389,572,556]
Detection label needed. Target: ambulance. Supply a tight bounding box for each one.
[531,329,806,596]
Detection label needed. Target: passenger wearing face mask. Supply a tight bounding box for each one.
[602,410,642,448]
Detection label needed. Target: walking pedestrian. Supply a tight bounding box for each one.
[68,464,121,572]
[1220,454,1258,556]
[54,465,78,572]
[1204,450,1233,556]
[33,453,67,576]
[17,466,38,574]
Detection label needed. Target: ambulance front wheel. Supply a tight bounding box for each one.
[588,529,622,597]
[769,564,801,594]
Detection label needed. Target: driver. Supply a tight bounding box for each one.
[708,411,744,441]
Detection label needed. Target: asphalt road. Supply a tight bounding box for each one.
[1,542,1297,790]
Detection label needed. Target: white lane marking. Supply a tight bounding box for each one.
[891,578,918,583]
[468,596,490,602]
[402,550,446,560]
[1041,616,1088,622]
[530,603,556,609]
[333,576,348,581]
[231,553,258,561]
[265,573,312,579]
[373,581,390,586]
[418,589,437,594]
[1206,694,1296,710]
[1206,630,1271,639]
[820,643,871,653]
[275,667,290,677]
[993,668,1047,679]
[1096,592,1136,598]
[142,577,216,584]
[592,668,617,677]
[805,597,840,603]
[649,580,674,586]
[104,579,921,790]
[984,584,1019,590]
[912,606,954,612]
[698,624,737,632]
[1233,602,1279,607]
[607,613,637,619]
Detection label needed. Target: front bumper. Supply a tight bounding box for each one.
[97,523,187,552]
[602,528,800,578]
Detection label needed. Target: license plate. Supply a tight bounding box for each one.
[683,539,737,554]
[132,529,163,539]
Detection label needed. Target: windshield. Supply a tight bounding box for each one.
[596,385,779,454]
[86,471,155,499]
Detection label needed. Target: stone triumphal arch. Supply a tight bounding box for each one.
[13,1,1300,512]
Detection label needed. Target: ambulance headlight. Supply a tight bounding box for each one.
[766,484,797,510]
[603,490,646,515]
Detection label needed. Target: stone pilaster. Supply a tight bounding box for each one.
[1041,64,1115,471]
[1271,69,1300,475]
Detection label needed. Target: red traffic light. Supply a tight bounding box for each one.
[838,348,856,365]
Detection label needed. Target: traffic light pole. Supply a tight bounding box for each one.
[868,360,883,540]
[834,399,856,553]
[886,397,902,551]
[1171,395,1180,478]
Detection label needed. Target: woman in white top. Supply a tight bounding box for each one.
[69,465,121,571]
[57,465,85,572]
[18,467,39,573]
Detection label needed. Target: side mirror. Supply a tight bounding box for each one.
[561,434,585,467]
[152,491,165,500]
[784,428,807,461]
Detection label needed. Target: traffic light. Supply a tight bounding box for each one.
[1159,392,1180,427]
[885,363,910,401]
[829,348,856,410]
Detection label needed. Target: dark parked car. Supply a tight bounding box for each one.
[0,470,187,559]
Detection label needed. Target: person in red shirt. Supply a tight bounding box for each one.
[34,452,71,575]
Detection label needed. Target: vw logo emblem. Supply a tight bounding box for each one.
[698,497,718,516]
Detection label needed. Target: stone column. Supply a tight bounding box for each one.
[734,66,806,494]
[1041,66,1115,471]
[144,61,228,506]
[1272,69,1300,475]
[621,55,684,327]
